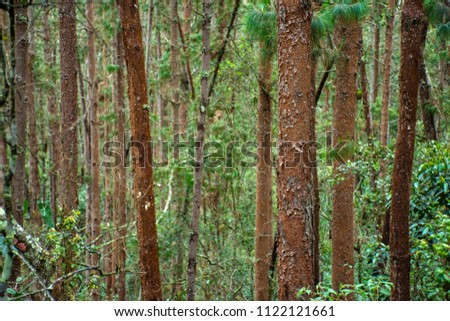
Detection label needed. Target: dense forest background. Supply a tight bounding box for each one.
[0,0,448,301]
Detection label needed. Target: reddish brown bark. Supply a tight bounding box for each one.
[332,18,359,299]
[12,0,28,228]
[118,0,162,301]
[58,0,79,300]
[254,48,273,301]
[390,0,427,301]
[276,0,315,300]
[187,0,211,301]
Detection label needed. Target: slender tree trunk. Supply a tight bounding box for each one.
[275,0,315,300]
[0,10,8,212]
[390,0,427,301]
[43,9,60,225]
[358,27,373,141]
[86,0,101,301]
[171,0,180,159]
[113,20,127,301]
[419,59,437,141]
[58,0,79,300]
[380,0,396,176]
[254,48,273,301]
[332,18,359,299]
[145,0,154,85]
[26,5,40,227]
[372,4,380,103]
[187,0,211,301]
[118,0,162,301]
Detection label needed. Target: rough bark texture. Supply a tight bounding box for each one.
[254,49,273,301]
[380,0,396,177]
[332,18,359,299]
[187,0,211,301]
[390,0,427,301]
[86,0,101,301]
[275,0,315,300]
[12,0,28,228]
[113,20,127,301]
[118,0,162,301]
[58,0,79,300]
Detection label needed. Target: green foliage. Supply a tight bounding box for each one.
[244,4,277,57]
[410,142,450,300]
[331,0,369,23]
[425,0,450,39]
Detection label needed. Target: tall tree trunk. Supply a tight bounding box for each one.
[380,0,396,176]
[113,20,127,301]
[187,0,211,301]
[275,0,314,300]
[390,0,427,301]
[12,0,28,228]
[86,0,101,301]
[26,5,40,227]
[171,0,180,159]
[332,18,359,299]
[58,0,79,300]
[43,9,60,225]
[358,27,373,141]
[0,10,8,213]
[254,47,273,301]
[118,0,162,301]
[372,4,380,103]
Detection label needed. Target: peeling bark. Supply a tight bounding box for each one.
[275,0,315,300]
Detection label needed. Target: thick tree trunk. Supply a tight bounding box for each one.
[380,0,396,176]
[275,0,315,300]
[113,21,127,301]
[118,0,162,301]
[332,18,359,299]
[254,49,273,301]
[58,0,79,300]
[43,10,60,225]
[390,0,427,301]
[86,0,101,301]
[12,0,28,228]
[187,0,211,301]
